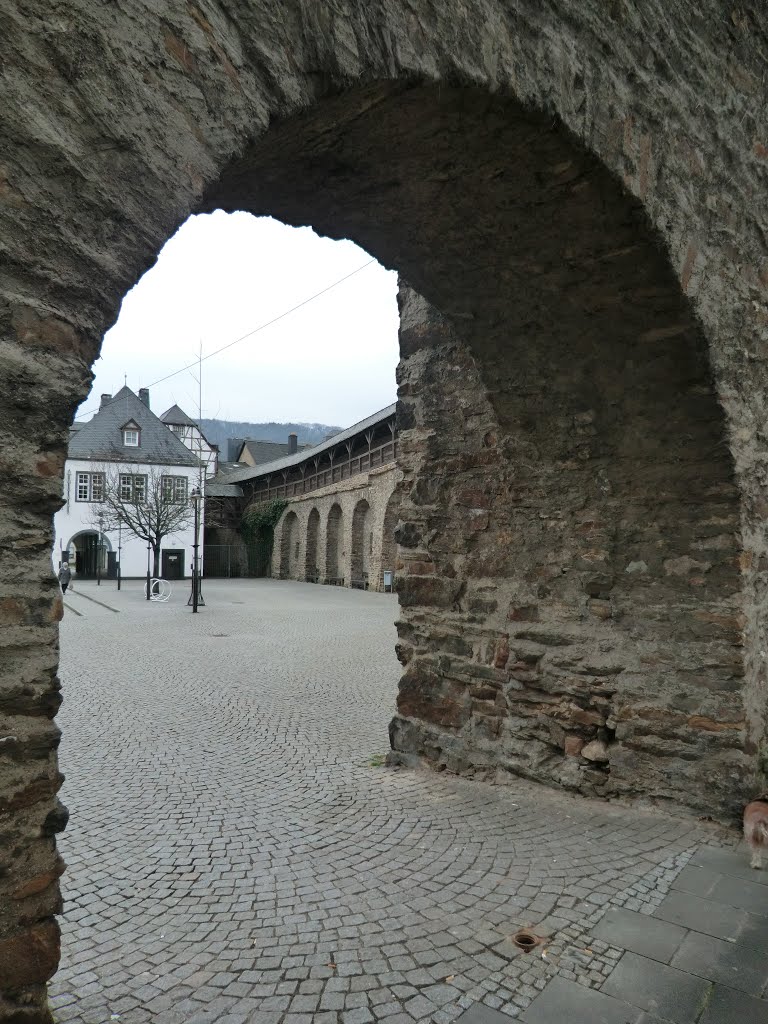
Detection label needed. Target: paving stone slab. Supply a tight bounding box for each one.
[708,875,768,915]
[593,908,688,963]
[653,891,747,941]
[670,931,768,996]
[690,846,768,886]
[669,866,719,899]
[698,984,768,1024]
[520,976,641,1024]
[601,951,712,1022]
[736,912,768,952]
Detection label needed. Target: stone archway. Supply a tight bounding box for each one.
[379,489,400,590]
[64,530,112,580]
[305,506,320,582]
[350,498,372,587]
[1,5,767,1018]
[279,510,299,580]
[325,503,344,584]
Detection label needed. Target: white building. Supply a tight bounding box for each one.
[54,386,203,580]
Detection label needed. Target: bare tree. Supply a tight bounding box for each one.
[90,464,194,577]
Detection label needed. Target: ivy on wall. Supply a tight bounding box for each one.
[240,499,289,542]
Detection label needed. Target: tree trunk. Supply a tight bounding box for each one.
[153,545,161,578]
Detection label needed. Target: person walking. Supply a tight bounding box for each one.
[58,561,72,596]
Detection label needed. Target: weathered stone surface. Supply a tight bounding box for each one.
[389,286,753,814]
[0,921,59,989]
[1,1,767,1013]
[582,740,610,763]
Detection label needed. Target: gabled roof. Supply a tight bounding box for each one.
[68,386,200,467]
[160,404,198,427]
[238,438,311,466]
[221,404,397,484]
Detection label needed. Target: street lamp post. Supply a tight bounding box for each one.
[188,487,204,612]
[97,514,103,586]
[191,485,202,610]
[117,521,122,591]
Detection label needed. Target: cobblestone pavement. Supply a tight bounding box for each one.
[51,579,736,1024]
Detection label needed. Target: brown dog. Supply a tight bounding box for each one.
[744,797,768,869]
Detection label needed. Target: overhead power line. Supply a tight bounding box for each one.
[77,258,378,420]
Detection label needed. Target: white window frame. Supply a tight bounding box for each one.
[119,473,147,503]
[75,471,105,502]
[161,475,188,504]
[76,472,90,502]
[123,427,139,447]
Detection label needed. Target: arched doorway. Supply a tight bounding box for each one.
[279,510,299,580]
[325,504,343,584]
[378,489,400,592]
[2,11,762,1013]
[65,530,112,580]
[305,507,320,582]
[350,498,372,588]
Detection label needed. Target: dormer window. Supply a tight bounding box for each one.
[122,422,140,447]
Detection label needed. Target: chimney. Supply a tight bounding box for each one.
[288,432,298,455]
[100,393,112,408]
[138,387,150,408]
[227,437,244,462]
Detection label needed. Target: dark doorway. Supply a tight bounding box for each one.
[162,549,185,580]
[73,532,100,578]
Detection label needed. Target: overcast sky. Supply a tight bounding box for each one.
[76,212,400,429]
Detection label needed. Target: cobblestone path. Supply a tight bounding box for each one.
[50,580,729,1024]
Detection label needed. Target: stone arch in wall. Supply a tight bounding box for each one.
[350,499,372,586]
[2,6,767,1017]
[325,504,344,583]
[379,490,400,590]
[279,510,299,580]
[305,507,320,583]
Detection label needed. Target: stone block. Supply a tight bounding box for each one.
[602,951,712,1021]
[0,920,60,988]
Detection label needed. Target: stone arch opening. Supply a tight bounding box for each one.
[305,507,320,582]
[279,510,299,580]
[350,498,372,587]
[3,18,764,1015]
[379,489,400,591]
[63,530,113,580]
[325,503,344,583]
[208,82,743,815]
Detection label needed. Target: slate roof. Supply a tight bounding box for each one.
[221,404,397,485]
[216,462,246,477]
[238,438,311,466]
[68,386,200,467]
[206,481,244,497]
[160,404,198,427]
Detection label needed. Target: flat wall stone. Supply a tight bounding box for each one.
[1,1,767,1012]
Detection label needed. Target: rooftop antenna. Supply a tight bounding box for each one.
[187,340,205,492]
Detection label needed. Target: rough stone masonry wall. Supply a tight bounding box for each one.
[1,2,767,1018]
[271,466,400,591]
[389,286,745,812]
